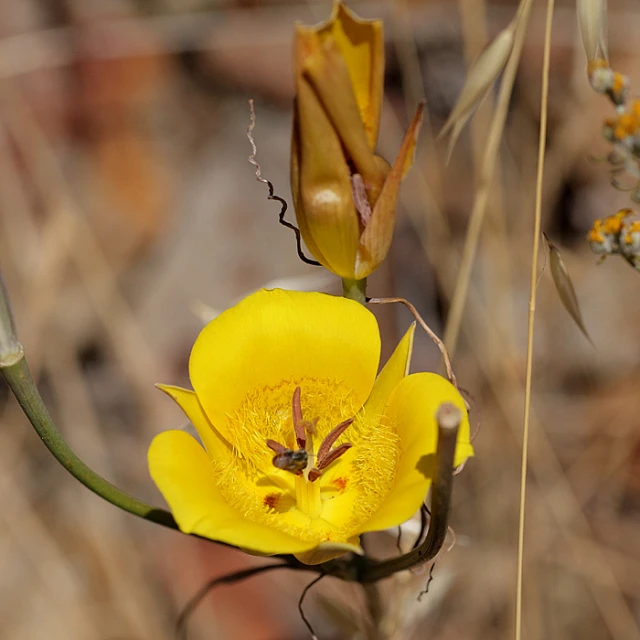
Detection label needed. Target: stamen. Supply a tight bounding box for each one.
[308,468,322,482]
[316,418,354,462]
[266,438,287,453]
[301,416,319,437]
[292,386,306,448]
[317,443,352,470]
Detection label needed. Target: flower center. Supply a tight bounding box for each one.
[217,378,400,542]
[265,387,354,518]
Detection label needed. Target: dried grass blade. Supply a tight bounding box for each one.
[543,233,594,345]
[438,23,515,153]
[576,0,608,62]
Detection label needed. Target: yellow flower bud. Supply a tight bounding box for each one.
[291,2,423,280]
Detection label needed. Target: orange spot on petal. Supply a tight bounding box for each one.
[331,477,348,492]
[263,493,281,510]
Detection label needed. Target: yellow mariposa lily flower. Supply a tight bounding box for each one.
[292,3,423,280]
[148,289,472,565]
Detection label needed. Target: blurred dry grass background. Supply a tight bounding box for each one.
[1,0,640,638]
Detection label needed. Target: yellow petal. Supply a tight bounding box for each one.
[326,3,383,148]
[295,539,363,566]
[362,323,415,422]
[316,326,416,533]
[300,2,384,150]
[301,33,381,188]
[293,74,361,277]
[359,373,473,533]
[356,103,424,279]
[290,119,329,268]
[148,430,315,554]
[155,384,231,458]
[190,289,380,437]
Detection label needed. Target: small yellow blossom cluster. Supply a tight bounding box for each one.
[587,208,640,269]
[588,59,630,107]
[587,60,640,197]
[586,60,640,268]
[603,101,640,157]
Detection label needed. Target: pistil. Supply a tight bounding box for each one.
[295,472,322,519]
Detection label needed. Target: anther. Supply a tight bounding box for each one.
[316,418,354,462]
[308,468,322,482]
[317,443,352,470]
[266,439,287,453]
[292,386,306,448]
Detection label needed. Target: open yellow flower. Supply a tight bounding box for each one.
[148,289,473,565]
[292,3,423,280]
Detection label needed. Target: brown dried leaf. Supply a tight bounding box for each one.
[577,0,608,63]
[544,234,594,346]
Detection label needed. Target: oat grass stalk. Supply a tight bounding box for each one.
[444,0,534,356]
[515,0,555,638]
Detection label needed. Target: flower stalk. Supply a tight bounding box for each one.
[342,277,367,304]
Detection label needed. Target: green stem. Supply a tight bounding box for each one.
[342,278,367,305]
[0,353,179,531]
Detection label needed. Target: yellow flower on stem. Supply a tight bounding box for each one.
[148,290,473,565]
[291,3,423,280]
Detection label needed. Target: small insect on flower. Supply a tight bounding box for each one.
[267,439,309,475]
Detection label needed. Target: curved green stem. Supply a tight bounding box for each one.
[342,278,367,305]
[0,334,179,530]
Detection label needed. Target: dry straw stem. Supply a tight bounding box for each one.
[368,297,457,387]
[515,0,554,638]
[577,0,609,62]
[447,248,640,639]
[458,0,514,358]
[443,0,534,357]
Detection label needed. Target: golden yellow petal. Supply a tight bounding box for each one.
[294,73,361,277]
[156,384,231,456]
[290,115,329,267]
[310,2,384,148]
[362,323,415,422]
[359,373,473,533]
[190,289,380,435]
[330,4,383,147]
[148,430,315,554]
[356,103,423,279]
[295,539,363,566]
[301,30,381,187]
